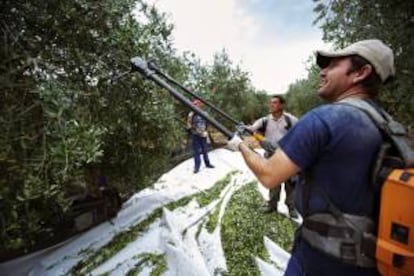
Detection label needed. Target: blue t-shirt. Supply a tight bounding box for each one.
[279,103,382,275]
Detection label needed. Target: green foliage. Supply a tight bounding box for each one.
[206,207,220,233]
[222,182,296,276]
[126,253,167,276]
[71,208,164,275]
[206,50,268,125]
[1,82,108,250]
[0,0,180,252]
[285,63,323,116]
[195,171,236,207]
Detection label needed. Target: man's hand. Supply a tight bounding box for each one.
[227,134,243,151]
[235,123,248,134]
[259,139,276,155]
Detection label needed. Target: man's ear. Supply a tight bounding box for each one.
[353,64,373,83]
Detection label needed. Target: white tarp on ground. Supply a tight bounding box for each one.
[1,149,293,276]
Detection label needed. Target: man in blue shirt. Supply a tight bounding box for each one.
[187,99,215,173]
[227,39,395,275]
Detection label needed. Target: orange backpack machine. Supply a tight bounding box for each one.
[376,168,414,275]
[345,99,414,275]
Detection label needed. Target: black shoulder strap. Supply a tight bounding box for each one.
[284,114,292,130]
[302,172,311,218]
[337,98,414,168]
[259,117,268,134]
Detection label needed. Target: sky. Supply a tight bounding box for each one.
[149,0,331,93]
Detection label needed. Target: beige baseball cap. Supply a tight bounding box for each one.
[316,39,395,82]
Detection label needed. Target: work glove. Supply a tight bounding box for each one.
[227,133,243,151]
[235,123,248,134]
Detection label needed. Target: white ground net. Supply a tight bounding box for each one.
[1,149,297,276]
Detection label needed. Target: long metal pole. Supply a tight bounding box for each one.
[131,57,234,139]
[147,60,254,135]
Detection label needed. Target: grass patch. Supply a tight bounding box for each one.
[195,170,237,207]
[70,171,237,274]
[221,181,296,276]
[126,253,167,276]
[70,209,163,275]
[205,207,220,233]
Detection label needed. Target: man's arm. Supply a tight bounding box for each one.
[247,118,265,132]
[239,142,300,188]
[186,112,193,129]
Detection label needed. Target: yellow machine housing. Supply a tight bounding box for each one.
[376,168,414,275]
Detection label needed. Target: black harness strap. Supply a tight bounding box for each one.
[303,219,355,238]
[301,172,311,218]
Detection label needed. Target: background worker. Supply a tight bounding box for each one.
[227,39,394,275]
[187,99,215,174]
[248,95,298,218]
